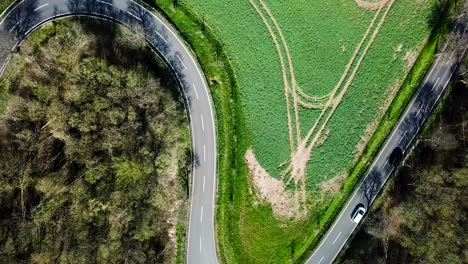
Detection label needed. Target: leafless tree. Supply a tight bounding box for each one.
[360,170,382,207]
[5,0,42,39]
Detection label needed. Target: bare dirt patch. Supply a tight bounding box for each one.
[354,0,389,10]
[403,50,418,70]
[319,173,347,195]
[245,148,299,218]
[246,0,395,220]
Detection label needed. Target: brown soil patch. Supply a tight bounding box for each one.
[354,0,389,10]
[319,173,347,194]
[403,50,418,70]
[246,0,396,220]
[245,148,299,218]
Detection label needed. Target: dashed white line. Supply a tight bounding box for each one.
[200,206,203,222]
[431,77,441,92]
[9,21,19,33]
[97,0,113,7]
[203,145,206,161]
[127,11,142,22]
[447,50,455,64]
[203,176,206,193]
[383,160,389,168]
[398,130,407,144]
[318,256,325,264]
[422,55,442,87]
[193,83,199,100]
[460,48,467,63]
[176,54,187,70]
[155,31,167,43]
[441,42,448,53]
[34,3,48,12]
[415,107,422,117]
[199,237,202,253]
[201,115,205,131]
[332,232,342,245]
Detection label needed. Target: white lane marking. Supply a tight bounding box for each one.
[431,77,441,92]
[203,145,206,161]
[422,54,442,87]
[199,236,202,253]
[97,0,113,7]
[459,48,467,63]
[129,1,218,259]
[318,256,325,264]
[308,44,444,260]
[332,232,342,245]
[176,54,187,70]
[398,130,407,144]
[193,83,199,100]
[383,159,389,168]
[34,3,48,12]
[203,176,206,192]
[201,115,205,131]
[415,107,422,117]
[9,21,19,33]
[200,206,203,222]
[127,11,142,22]
[443,74,452,88]
[329,166,397,263]
[447,50,455,64]
[155,31,167,43]
[441,42,448,52]
[0,0,25,26]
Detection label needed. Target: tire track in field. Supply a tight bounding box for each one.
[248,0,296,153]
[278,0,390,196]
[246,0,395,217]
[304,0,396,156]
[301,0,386,146]
[259,0,302,145]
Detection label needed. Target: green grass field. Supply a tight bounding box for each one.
[169,0,438,262]
[182,0,435,191]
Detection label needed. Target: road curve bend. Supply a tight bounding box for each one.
[0,1,218,263]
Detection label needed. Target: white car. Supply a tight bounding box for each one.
[351,204,366,224]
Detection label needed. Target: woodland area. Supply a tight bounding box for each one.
[341,30,468,264]
[0,18,190,263]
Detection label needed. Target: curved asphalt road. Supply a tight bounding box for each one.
[0,1,218,263]
[306,24,467,264]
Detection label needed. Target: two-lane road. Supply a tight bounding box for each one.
[306,24,467,264]
[0,1,218,263]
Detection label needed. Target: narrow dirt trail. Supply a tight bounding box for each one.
[305,0,396,156]
[300,2,385,150]
[248,0,296,152]
[259,0,302,145]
